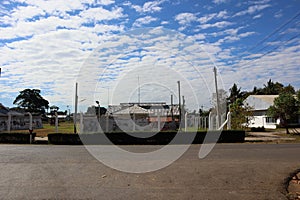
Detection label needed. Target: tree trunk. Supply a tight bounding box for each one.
[285,126,290,134]
[282,118,289,134]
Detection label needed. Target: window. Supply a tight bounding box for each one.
[265,117,276,124]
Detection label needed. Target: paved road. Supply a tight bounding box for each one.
[0,144,299,200]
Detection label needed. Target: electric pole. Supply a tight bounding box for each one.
[213,67,221,129]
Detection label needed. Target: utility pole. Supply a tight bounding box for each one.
[74,82,78,133]
[177,81,181,130]
[96,101,100,121]
[107,88,110,106]
[182,95,185,129]
[171,94,174,121]
[213,67,221,129]
[138,76,141,105]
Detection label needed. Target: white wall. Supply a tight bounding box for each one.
[248,115,279,129]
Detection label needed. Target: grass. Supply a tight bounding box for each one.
[1,121,75,137]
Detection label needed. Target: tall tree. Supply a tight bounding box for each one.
[267,92,298,134]
[262,79,284,95]
[282,84,296,94]
[228,83,242,104]
[13,89,49,114]
[229,98,253,129]
[50,105,59,112]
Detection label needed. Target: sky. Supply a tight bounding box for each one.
[0,0,299,112]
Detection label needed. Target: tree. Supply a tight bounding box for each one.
[262,79,284,95]
[267,92,298,134]
[282,84,296,94]
[228,83,242,104]
[251,79,286,95]
[50,105,59,112]
[13,89,49,114]
[229,98,253,129]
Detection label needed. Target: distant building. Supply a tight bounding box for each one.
[0,103,43,131]
[108,102,180,121]
[243,95,280,129]
[46,111,67,124]
[104,102,180,131]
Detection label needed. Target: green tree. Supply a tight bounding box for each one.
[262,79,284,95]
[297,90,300,114]
[229,98,253,129]
[50,105,59,112]
[282,84,296,94]
[13,89,49,114]
[228,83,242,104]
[267,92,298,134]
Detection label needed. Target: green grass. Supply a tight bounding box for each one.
[37,122,74,137]
[1,121,75,137]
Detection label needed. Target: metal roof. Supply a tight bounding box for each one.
[244,95,279,111]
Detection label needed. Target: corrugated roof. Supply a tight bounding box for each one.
[249,95,278,104]
[113,105,150,115]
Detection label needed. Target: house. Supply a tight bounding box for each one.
[243,95,279,129]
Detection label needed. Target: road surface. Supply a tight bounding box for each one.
[0,144,299,199]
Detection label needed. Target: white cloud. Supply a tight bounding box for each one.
[239,31,255,38]
[80,6,124,22]
[130,0,165,13]
[174,12,197,25]
[274,10,283,18]
[234,4,271,17]
[198,10,228,24]
[133,16,158,27]
[95,0,115,5]
[213,0,229,4]
[198,21,233,29]
[253,14,262,19]
[222,39,300,91]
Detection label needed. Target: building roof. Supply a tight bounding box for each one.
[244,95,279,111]
[113,105,150,115]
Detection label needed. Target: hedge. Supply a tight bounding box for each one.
[0,133,36,144]
[48,130,245,145]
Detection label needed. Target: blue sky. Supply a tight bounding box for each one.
[0,0,299,112]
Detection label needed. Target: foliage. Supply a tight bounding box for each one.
[13,89,49,114]
[251,79,295,95]
[267,92,298,134]
[50,105,59,111]
[229,98,253,130]
[228,83,242,104]
[297,90,300,114]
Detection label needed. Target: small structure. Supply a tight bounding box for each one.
[106,102,180,131]
[112,104,150,131]
[243,95,280,129]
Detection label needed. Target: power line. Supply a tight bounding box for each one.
[246,11,300,53]
[240,32,300,68]
[249,21,300,56]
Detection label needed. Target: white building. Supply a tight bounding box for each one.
[244,95,280,129]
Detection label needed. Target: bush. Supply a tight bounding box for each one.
[0,133,36,144]
[250,127,265,132]
[48,130,245,145]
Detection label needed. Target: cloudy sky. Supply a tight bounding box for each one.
[0,0,299,112]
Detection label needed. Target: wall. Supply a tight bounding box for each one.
[0,115,43,131]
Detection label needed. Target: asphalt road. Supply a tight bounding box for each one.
[0,144,299,200]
